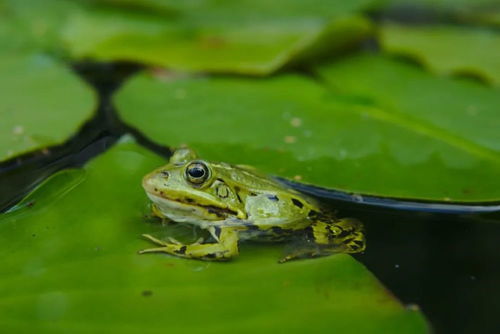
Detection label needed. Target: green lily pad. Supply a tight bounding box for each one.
[115,60,500,202]
[380,23,500,85]
[1,0,374,75]
[2,0,374,75]
[0,0,80,55]
[0,140,428,333]
[0,52,96,162]
[315,54,500,201]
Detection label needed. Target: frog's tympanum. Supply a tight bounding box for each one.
[140,148,365,262]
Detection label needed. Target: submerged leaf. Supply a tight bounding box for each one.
[0,141,428,333]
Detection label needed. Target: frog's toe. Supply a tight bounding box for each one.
[278,248,321,263]
[278,255,293,264]
[142,233,168,246]
[138,247,168,254]
[167,236,182,245]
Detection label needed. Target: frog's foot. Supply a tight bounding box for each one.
[138,228,239,261]
[141,233,169,246]
[310,217,366,254]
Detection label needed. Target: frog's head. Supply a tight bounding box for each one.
[142,148,247,223]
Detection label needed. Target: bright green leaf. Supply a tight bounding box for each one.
[380,23,500,85]
[0,0,376,74]
[1,0,374,75]
[0,140,428,333]
[0,52,96,162]
[0,0,80,55]
[115,60,500,202]
[315,54,500,200]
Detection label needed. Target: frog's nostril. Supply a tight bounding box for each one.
[160,171,169,178]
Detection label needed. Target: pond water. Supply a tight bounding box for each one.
[1,62,499,333]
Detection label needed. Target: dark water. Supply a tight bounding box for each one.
[1,61,499,334]
[335,202,500,334]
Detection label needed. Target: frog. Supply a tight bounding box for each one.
[139,147,365,262]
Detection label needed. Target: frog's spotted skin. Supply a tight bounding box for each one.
[139,148,365,262]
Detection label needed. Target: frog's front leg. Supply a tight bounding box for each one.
[139,227,239,261]
[150,203,164,218]
[279,218,365,263]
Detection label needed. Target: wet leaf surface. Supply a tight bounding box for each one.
[0,52,96,162]
[115,58,500,201]
[0,140,428,333]
[1,0,374,75]
[316,54,500,201]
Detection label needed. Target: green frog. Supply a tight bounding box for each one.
[139,148,365,262]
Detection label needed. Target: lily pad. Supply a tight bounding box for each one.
[115,61,500,202]
[5,0,373,75]
[380,23,500,85]
[1,0,374,74]
[0,140,428,333]
[315,54,500,201]
[0,0,80,55]
[0,52,96,162]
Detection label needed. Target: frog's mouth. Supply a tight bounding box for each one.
[146,192,240,222]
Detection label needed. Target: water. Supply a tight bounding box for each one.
[330,200,500,333]
[1,61,499,333]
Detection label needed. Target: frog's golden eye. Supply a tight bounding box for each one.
[185,162,210,185]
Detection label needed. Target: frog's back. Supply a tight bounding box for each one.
[210,162,321,237]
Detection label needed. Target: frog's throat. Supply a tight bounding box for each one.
[146,193,244,222]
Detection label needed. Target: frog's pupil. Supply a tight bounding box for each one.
[189,166,205,178]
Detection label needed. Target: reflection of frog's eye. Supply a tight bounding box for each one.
[185,162,210,184]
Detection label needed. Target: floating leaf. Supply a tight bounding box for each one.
[2,0,373,75]
[115,59,500,202]
[1,0,377,74]
[380,23,500,85]
[0,52,96,162]
[0,140,428,333]
[0,0,80,55]
[315,54,500,201]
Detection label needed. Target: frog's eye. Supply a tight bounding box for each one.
[185,162,210,185]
